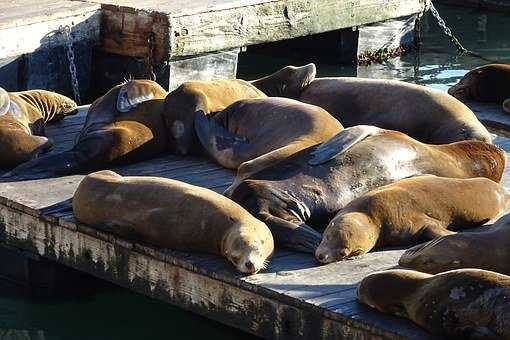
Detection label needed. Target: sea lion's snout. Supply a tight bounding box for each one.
[225,221,274,274]
[448,85,468,100]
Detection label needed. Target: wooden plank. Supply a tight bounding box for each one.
[168,0,429,57]
[0,1,100,59]
[91,0,429,58]
[0,202,431,339]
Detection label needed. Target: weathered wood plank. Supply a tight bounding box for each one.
[0,0,100,60]
[90,0,428,58]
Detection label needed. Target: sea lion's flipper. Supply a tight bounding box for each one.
[416,218,454,242]
[195,110,250,169]
[117,81,155,113]
[4,133,113,180]
[503,98,510,114]
[3,151,84,180]
[308,125,381,165]
[261,214,321,253]
[0,87,10,116]
[250,64,316,99]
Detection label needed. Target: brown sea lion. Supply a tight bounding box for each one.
[249,63,316,99]
[73,170,274,274]
[399,212,510,275]
[448,64,510,113]
[195,97,343,172]
[228,126,506,253]
[358,269,510,339]
[0,87,77,168]
[302,78,491,144]
[266,77,491,144]
[316,175,509,263]
[7,80,167,179]
[162,79,266,156]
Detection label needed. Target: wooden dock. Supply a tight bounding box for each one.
[0,0,430,98]
[0,102,509,339]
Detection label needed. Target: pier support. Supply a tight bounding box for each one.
[0,1,100,102]
[0,245,106,297]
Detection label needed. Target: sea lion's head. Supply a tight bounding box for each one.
[503,98,510,113]
[398,235,472,274]
[222,219,274,274]
[461,141,506,183]
[162,83,207,156]
[448,70,480,101]
[116,79,167,113]
[357,269,430,318]
[252,63,316,99]
[315,212,376,264]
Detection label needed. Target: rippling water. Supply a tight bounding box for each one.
[0,4,508,340]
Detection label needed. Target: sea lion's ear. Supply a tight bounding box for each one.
[308,125,380,165]
[503,98,510,114]
[0,87,10,117]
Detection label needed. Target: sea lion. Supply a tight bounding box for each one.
[0,87,77,168]
[358,268,510,339]
[228,126,506,253]
[315,175,509,264]
[162,79,266,156]
[7,80,167,179]
[249,63,316,99]
[399,212,510,275]
[73,170,274,274]
[504,98,510,114]
[277,77,491,144]
[448,64,510,113]
[195,97,343,172]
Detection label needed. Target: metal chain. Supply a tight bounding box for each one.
[59,25,81,104]
[428,2,498,63]
[429,2,468,54]
[145,32,156,81]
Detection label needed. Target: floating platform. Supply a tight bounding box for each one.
[0,102,509,339]
[0,0,430,97]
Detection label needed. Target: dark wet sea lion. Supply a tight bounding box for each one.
[73,170,274,274]
[399,212,510,275]
[448,64,510,111]
[316,175,509,263]
[0,87,77,168]
[228,126,506,253]
[293,77,491,144]
[249,63,316,99]
[162,79,266,156]
[195,97,342,173]
[7,80,167,179]
[358,269,510,339]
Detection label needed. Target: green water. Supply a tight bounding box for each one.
[1,4,509,340]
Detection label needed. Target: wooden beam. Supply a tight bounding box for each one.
[0,0,101,60]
